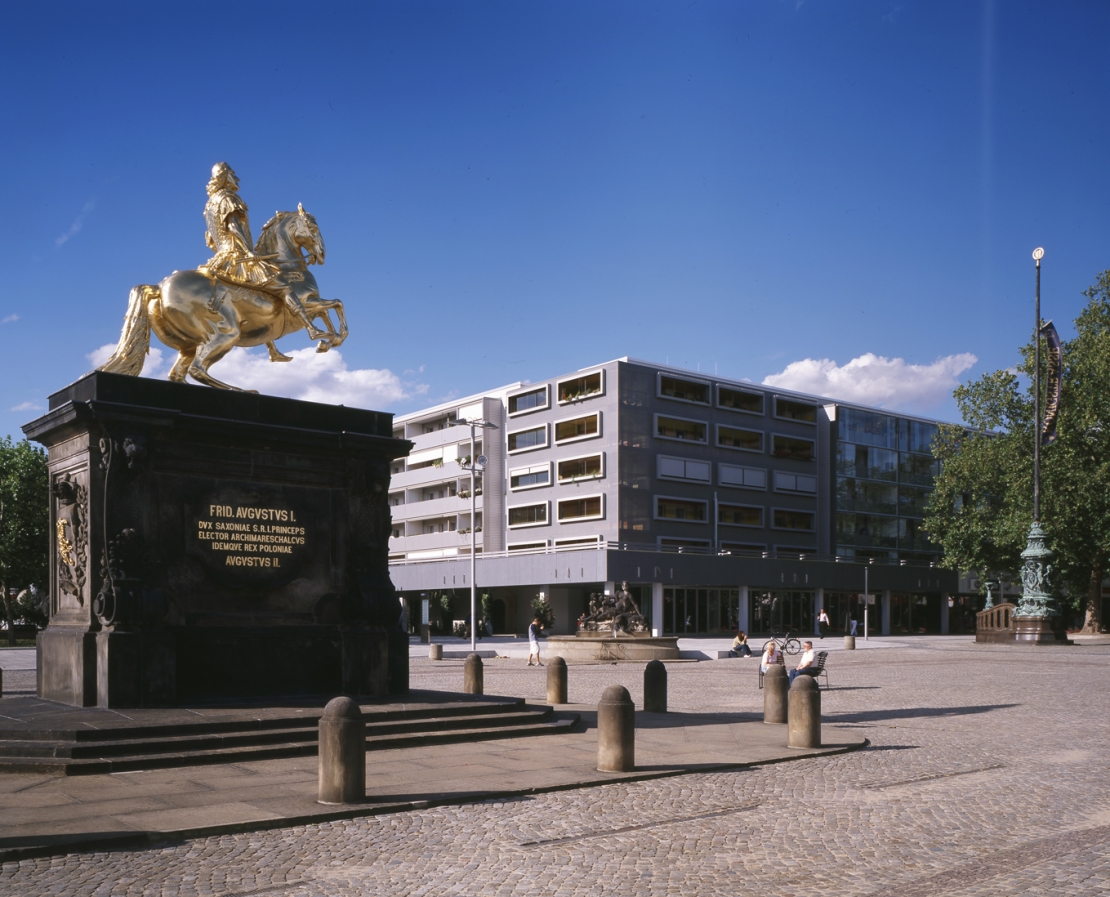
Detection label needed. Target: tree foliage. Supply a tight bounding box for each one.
[0,437,50,640]
[925,270,1110,632]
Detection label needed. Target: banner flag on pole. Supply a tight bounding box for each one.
[1040,319,1062,446]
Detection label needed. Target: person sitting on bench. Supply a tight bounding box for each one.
[729,630,752,658]
[789,641,819,684]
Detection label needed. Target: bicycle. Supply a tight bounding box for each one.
[761,631,802,657]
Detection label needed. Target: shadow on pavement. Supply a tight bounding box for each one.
[826,703,1019,724]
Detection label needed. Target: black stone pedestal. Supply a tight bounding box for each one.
[24,371,412,708]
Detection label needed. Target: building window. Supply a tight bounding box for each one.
[717,425,763,452]
[774,397,817,423]
[775,544,817,556]
[554,412,600,444]
[772,509,815,531]
[510,462,551,491]
[557,453,604,482]
[656,496,708,522]
[837,444,898,481]
[507,424,547,453]
[771,434,815,462]
[719,463,767,490]
[718,503,763,527]
[657,455,711,483]
[658,374,710,404]
[655,415,708,443]
[508,502,549,528]
[558,495,604,522]
[719,541,766,554]
[773,472,817,494]
[718,386,763,414]
[658,537,711,550]
[555,535,602,548]
[508,385,548,416]
[508,540,548,552]
[557,370,604,403]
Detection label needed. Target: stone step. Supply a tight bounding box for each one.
[0,706,579,775]
[0,695,529,744]
[3,707,555,760]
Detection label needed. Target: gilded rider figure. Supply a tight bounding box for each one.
[202,163,328,340]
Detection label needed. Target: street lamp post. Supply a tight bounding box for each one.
[450,417,498,653]
[1014,247,1058,642]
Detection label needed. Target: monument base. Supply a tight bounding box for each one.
[547,634,680,663]
[1012,616,1068,645]
[25,371,411,708]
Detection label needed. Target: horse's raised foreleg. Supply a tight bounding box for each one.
[303,298,348,351]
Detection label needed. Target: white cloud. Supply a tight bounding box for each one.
[762,352,977,411]
[10,401,43,412]
[86,343,425,409]
[1,314,17,324]
[55,200,96,246]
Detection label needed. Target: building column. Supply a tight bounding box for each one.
[940,592,950,635]
[605,581,616,598]
[651,583,664,637]
[738,586,749,635]
[813,588,824,637]
[881,589,892,636]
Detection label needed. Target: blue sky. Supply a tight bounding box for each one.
[3,1,1108,439]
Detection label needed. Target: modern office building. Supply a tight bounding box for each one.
[387,358,968,638]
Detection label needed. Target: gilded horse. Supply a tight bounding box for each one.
[98,205,347,390]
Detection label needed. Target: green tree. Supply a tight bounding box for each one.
[925,270,1110,633]
[0,437,50,643]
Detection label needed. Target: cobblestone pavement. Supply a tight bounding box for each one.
[3,638,1110,896]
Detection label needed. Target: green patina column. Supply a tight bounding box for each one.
[1013,522,1059,643]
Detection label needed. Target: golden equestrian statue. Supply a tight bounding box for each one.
[98,162,348,390]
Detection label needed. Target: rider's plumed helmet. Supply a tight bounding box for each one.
[206,162,240,196]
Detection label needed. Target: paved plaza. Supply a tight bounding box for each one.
[1,636,1109,896]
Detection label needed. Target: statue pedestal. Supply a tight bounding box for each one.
[1012,616,1068,645]
[24,371,411,708]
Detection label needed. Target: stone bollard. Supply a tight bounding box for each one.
[763,664,788,724]
[643,659,667,713]
[547,656,567,704]
[317,696,366,804]
[787,675,821,748]
[429,643,443,660]
[597,685,635,772]
[463,653,483,694]
[844,634,856,650]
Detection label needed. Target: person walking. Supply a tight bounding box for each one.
[817,608,830,639]
[527,616,544,666]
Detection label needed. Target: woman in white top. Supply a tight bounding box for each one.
[760,640,780,674]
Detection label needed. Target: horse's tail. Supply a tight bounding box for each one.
[98,284,159,376]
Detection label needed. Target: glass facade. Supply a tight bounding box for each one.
[836,409,940,561]
[750,590,814,635]
[662,587,740,634]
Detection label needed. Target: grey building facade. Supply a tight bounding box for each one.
[387,358,967,639]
